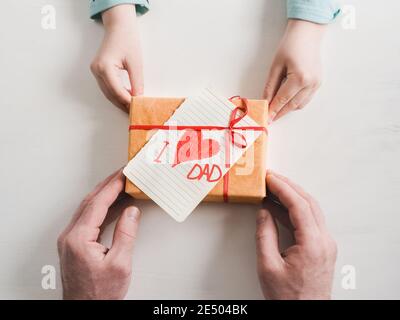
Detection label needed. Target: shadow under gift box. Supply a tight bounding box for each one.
[125,97,268,203]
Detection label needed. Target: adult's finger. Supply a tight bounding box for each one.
[263,64,284,104]
[269,171,325,228]
[268,74,304,122]
[77,170,125,228]
[85,170,123,205]
[273,87,316,121]
[100,66,132,107]
[60,170,122,237]
[266,173,319,241]
[262,199,294,232]
[125,58,144,96]
[107,206,141,263]
[256,209,283,270]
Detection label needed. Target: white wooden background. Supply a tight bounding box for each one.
[0,0,399,299]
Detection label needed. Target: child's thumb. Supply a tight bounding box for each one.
[126,59,144,96]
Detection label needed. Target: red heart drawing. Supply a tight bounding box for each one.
[172,130,220,167]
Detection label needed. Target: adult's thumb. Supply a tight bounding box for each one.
[109,206,141,260]
[256,209,282,269]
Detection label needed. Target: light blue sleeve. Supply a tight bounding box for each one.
[90,0,150,19]
[287,0,341,24]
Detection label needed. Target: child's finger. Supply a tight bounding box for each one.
[264,64,284,104]
[96,77,129,112]
[268,75,304,122]
[96,77,115,102]
[101,66,132,106]
[273,87,315,121]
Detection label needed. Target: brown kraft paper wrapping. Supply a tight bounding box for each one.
[125,96,268,203]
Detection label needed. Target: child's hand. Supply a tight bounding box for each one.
[91,5,143,112]
[264,20,326,122]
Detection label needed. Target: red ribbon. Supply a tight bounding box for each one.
[129,96,267,202]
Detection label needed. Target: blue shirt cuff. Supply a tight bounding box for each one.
[90,0,149,19]
[287,0,341,24]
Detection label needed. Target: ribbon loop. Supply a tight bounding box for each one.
[228,96,250,149]
[231,131,247,149]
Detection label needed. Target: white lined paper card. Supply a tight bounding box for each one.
[123,89,262,222]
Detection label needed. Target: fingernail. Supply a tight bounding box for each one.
[127,207,140,220]
[259,209,268,219]
[267,173,278,183]
[268,112,276,124]
[266,171,276,179]
[257,209,269,225]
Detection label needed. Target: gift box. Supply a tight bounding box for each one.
[125,96,268,203]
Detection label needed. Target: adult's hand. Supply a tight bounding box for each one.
[57,170,141,300]
[91,4,144,112]
[256,172,337,299]
[264,19,326,122]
